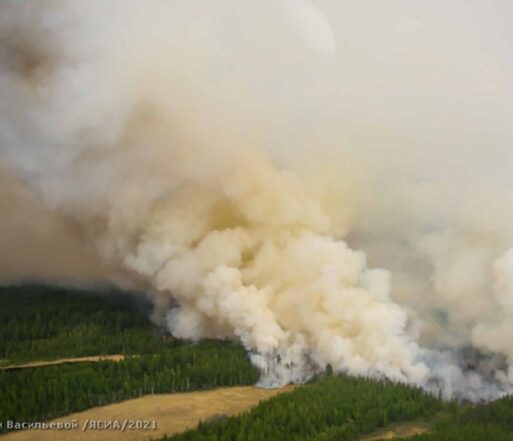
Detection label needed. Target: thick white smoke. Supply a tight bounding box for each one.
[2,0,513,400]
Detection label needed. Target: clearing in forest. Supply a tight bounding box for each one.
[0,355,126,371]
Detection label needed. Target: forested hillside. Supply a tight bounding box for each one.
[160,373,513,441]
[164,374,445,441]
[0,285,164,364]
[0,286,261,435]
[2,286,512,441]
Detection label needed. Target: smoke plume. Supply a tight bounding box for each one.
[2,0,513,400]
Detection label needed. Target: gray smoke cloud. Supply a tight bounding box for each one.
[1,0,513,400]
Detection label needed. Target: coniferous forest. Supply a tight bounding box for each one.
[0,285,165,364]
[161,373,513,441]
[164,374,445,441]
[0,340,258,433]
[1,285,513,440]
[406,396,513,441]
[0,286,259,434]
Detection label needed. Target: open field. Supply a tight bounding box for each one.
[0,386,293,441]
[0,355,126,371]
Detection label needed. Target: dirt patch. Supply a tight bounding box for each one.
[0,385,294,441]
[0,355,126,371]
[360,422,430,440]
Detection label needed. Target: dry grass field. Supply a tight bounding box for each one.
[0,355,126,371]
[1,386,294,441]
